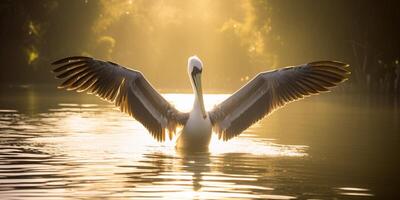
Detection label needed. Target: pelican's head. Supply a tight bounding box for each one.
[188,56,206,119]
[188,55,203,75]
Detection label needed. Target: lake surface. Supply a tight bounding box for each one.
[0,87,399,199]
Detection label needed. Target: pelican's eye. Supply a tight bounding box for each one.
[191,67,202,76]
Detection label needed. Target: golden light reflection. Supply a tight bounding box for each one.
[28,94,307,199]
[64,115,96,133]
[52,104,158,159]
[10,94,317,199]
[209,134,307,157]
[48,94,307,158]
[336,187,374,197]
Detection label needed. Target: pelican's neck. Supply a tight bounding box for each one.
[193,94,203,114]
[190,76,205,116]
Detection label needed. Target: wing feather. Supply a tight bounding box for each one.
[52,56,188,141]
[209,61,350,141]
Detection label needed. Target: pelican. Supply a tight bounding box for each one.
[51,56,349,151]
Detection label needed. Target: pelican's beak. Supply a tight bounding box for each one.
[194,73,207,119]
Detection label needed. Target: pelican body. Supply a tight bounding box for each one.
[52,55,349,151]
[176,57,212,150]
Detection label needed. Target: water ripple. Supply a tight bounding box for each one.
[0,94,377,199]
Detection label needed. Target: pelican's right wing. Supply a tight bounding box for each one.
[52,56,188,141]
[208,61,350,141]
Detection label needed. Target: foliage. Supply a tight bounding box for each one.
[0,0,399,94]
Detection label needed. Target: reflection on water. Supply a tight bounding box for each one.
[0,89,398,199]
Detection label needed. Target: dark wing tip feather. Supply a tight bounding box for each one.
[308,60,351,83]
[308,60,348,67]
[51,56,92,65]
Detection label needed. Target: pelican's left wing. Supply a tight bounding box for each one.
[208,61,350,141]
[52,56,188,141]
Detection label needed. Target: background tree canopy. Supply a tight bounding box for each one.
[1,0,399,94]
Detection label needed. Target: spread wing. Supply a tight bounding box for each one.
[51,56,189,141]
[208,61,350,141]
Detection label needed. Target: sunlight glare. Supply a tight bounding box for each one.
[64,114,96,133]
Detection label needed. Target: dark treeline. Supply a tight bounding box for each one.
[0,0,98,84]
[0,0,399,95]
[267,0,400,94]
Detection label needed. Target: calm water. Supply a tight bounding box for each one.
[0,87,399,199]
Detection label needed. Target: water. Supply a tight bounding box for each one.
[0,87,399,199]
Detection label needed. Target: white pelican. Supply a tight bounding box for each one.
[52,56,349,151]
